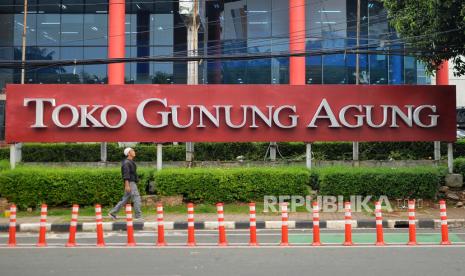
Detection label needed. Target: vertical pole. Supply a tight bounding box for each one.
[20,0,28,85]
[270,142,277,162]
[434,141,441,162]
[306,143,312,169]
[100,142,107,162]
[352,0,361,164]
[9,144,16,169]
[186,0,199,167]
[157,143,163,171]
[12,0,28,168]
[107,0,125,161]
[108,0,125,84]
[435,61,449,163]
[448,143,453,174]
[436,61,449,85]
[289,0,306,85]
[289,0,307,166]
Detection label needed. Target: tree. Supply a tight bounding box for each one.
[382,0,465,76]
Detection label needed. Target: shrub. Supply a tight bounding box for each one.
[454,157,465,176]
[154,167,311,203]
[2,140,465,162]
[0,167,154,209]
[318,166,443,199]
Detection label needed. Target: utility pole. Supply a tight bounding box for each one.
[352,0,361,166]
[180,0,200,167]
[11,0,28,169]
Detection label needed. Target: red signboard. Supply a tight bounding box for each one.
[5,84,456,143]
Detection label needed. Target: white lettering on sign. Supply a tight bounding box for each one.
[23,98,439,130]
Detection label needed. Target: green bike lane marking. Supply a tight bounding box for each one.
[289,233,463,244]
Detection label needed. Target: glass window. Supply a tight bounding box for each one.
[222,0,246,40]
[307,0,348,84]
[125,46,135,83]
[33,46,60,84]
[37,14,60,46]
[389,53,404,84]
[151,14,173,46]
[151,46,173,83]
[369,54,387,84]
[246,39,271,84]
[0,47,15,89]
[247,0,271,39]
[61,14,84,46]
[62,0,84,14]
[323,54,348,84]
[125,14,137,46]
[404,56,416,84]
[416,61,431,85]
[83,14,107,46]
[271,0,288,38]
[84,0,107,14]
[271,38,289,84]
[83,47,107,83]
[368,0,389,84]
[60,47,83,83]
[0,14,15,46]
[14,14,37,46]
[307,56,322,84]
[1,0,15,14]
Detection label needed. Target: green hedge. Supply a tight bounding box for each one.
[0,165,448,207]
[0,167,154,208]
[317,167,444,199]
[454,157,465,177]
[154,167,311,203]
[1,140,465,162]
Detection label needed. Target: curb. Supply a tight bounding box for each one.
[1,219,464,233]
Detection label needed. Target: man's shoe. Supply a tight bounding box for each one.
[108,212,117,220]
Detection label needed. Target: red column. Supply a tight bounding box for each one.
[289,0,306,85]
[108,0,125,84]
[436,60,449,85]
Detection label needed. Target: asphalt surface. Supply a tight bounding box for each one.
[1,229,464,276]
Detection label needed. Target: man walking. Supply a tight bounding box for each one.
[109,147,143,221]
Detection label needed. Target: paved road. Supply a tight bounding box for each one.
[1,229,464,276]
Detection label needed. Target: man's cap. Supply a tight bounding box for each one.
[124,147,133,156]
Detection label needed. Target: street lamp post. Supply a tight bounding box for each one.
[180,0,203,167]
[11,0,28,169]
[352,0,361,166]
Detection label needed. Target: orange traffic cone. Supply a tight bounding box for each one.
[66,204,79,247]
[249,202,258,246]
[157,203,166,246]
[187,203,196,246]
[8,204,17,247]
[280,202,289,246]
[407,200,417,246]
[216,203,228,246]
[37,204,47,247]
[375,201,385,246]
[312,201,321,246]
[126,204,136,246]
[95,204,105,247]
[439,200,451,245]
[343,202,353,246]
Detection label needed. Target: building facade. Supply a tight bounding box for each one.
[0,0,433,138]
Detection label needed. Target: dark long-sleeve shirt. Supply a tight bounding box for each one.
[121,159,138,183]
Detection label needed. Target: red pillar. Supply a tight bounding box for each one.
[436,60,449,85]
[108,0,125,85]
[289,0,306,85]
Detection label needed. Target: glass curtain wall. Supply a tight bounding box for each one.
[0,0,432,87]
